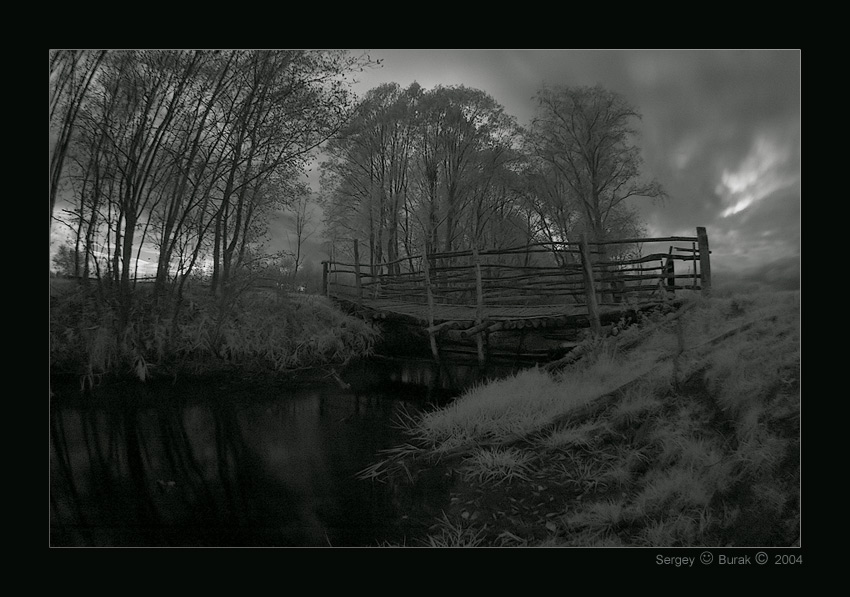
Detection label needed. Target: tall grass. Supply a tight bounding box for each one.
[411,344,672,455]
[50,281,379,385]
[205,293,378,371]
[392,290,800,547]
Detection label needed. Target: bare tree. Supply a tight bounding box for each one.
[530,84,666,244]
[322,82,421,274]
[207,50,365,296]
[323,83,522,273]
[49,50,106,240]
[287,190,316,280]
[530,84,666,300]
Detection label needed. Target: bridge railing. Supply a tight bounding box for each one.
[323,227,712,323]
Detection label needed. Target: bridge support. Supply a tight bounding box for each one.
[422,246,440,363]
[472,245,487,368]
[664,246,676,297]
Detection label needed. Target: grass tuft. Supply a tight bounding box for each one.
[422,512,487,547]
[460,447,535,485]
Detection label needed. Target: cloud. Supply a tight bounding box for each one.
[612,50,801,275]
[704,181,800,274]
[305,50,803,274]
[716,131,800,218]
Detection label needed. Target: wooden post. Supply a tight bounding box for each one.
[421,246,440,363]
[579,233,601,336]
[472,245,486,367]
[665,246,675,296]
[353,239,363,308]
[696,226,712,296]
[321,261,329,296]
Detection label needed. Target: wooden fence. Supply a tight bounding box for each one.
[323,227,712,339]
[326,227,709,299]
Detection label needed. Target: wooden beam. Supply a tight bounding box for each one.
[472,245,486,366]
[422,245,440,363]
[352,239,363,308]
[426,320,469,334]
[461,319,493,338]
[697,227,712,296]
[692,241,698,292]
[665,246,676,296]
[459,319,506,339]
[580,233,602,336]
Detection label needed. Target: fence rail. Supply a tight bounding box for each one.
[324,227,711,308]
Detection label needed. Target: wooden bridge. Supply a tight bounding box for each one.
[322,228,712,366]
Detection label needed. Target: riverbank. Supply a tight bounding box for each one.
[49,278,380,389]
[361,290,801,547]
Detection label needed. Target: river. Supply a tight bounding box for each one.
[49,361,469,547]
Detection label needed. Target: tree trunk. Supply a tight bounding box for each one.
[119,211,137,327]
[211,209,223,295]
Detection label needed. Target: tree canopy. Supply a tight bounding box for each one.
[50,49,373,321]
[50,52,666,306]
[321,83,527,271]
[321,82,666,273]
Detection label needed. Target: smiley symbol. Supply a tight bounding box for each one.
[700,551,713,564]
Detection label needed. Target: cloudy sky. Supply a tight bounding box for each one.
[298,49,800,281]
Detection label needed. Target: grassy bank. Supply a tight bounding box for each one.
[363,290,801,547]
[49,279,379,388]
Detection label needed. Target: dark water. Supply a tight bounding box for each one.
[49,366,460,548]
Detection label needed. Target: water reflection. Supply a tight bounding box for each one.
[50,378,446,547]
[348,356,522,394]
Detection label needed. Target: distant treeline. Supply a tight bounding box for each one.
[50,50,666,328]
[321,82,666,276]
